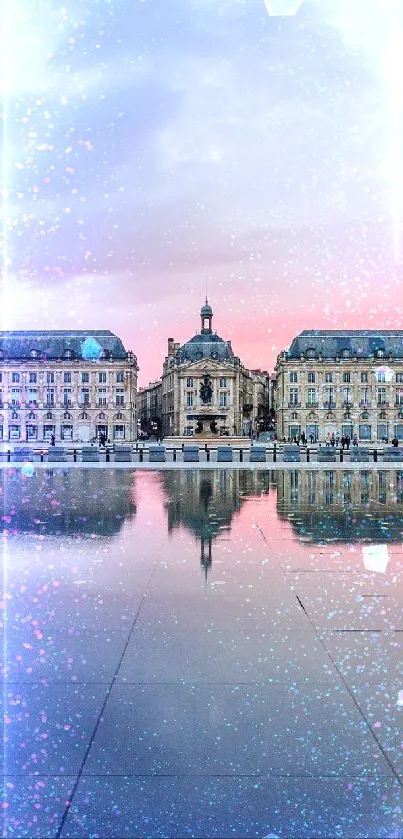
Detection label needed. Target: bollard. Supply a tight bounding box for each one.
[205,443,208,453]
[73,449,77,463]
[306,447,310,463]
[173,448,177,462]
[273,444,276,463]
[139,448,143,463]
[7,449,11,462]
[106,448,110,463]
[239,448,243,462]
[181,443,184,452]
[40,450,44,463]
[374,448,378,462]
[136,442,138,452]
[206,448,210,462]
[340,448,343,462]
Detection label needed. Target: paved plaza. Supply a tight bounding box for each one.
[1,466,403,837]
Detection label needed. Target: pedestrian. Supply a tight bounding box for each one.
[50,433,55,447]
[346,435,351,450]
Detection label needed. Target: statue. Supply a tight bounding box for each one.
[200,374,212,404]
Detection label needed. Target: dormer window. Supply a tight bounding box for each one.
[341,348,350,358]
[30,349,39,359]
[306,348,316,359]
[375,348,385,358]
[63,348,73,359]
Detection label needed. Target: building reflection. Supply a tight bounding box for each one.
[275,469,403,542]
[2,468,136,537]
[161,470,270,577]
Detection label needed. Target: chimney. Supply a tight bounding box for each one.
[173,342,180,353]
[168,338,174,356]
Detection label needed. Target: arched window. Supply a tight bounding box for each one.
[306,348,316,359]
[46,411,53,420]
[30,349,39,359]
[341,348,350,358]
[63,348,74,359]
[375,348,385,358]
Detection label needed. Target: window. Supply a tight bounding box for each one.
[377,424,388,440]
[11,372,20,383]
[342,424,353,438]
[11,388,21,406]
[342,372,351,383]
[64,372,72,383]
[114,424,125,439]
[306,349,316,359]
[361,372,368,383]
[289,372,298,383]
[341,348,350,358]
[116,372,124,383]
[307,388,316,405]
[46,372,55,384]
[342,387,351,404]
[396,390,403,406]
[360,388,370,406]
[307,372,316,383]
[0,372,2,383]
[115,388,124,406]
[46,388,55,407]
[99,372,107,383]
[28,389,37,406]
[29,372,37,383]
[377,387,387,405]
[81,372,89,383]
[98,387,107,406]
[396,373,403,383]
[81,388,90,405]
[359,424,371,440]
[377,371,386,382]
[30,349,39,359]
[325,372,332,383]
[63,389,72,406]
[375,348,385,358]
[186,377,194,388]
[219,392,228,407]
[289,388,299,405]
[219,378,227,388]
[63,349,73,359]
[186,392,193,408]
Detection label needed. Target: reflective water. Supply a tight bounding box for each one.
[1,468,403,837]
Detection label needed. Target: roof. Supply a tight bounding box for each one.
[175,332,235,363]
[0,330,128,361]
[286,330,403,360]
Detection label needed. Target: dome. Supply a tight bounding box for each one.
[201,301,212,316]
[176,332,234,363]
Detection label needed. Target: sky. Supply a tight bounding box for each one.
[1,0,403,386]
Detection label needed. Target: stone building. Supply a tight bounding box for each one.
[159,301,269,437]
[275,329,403,443]
[138,380,162,438]
[0,330,138,444]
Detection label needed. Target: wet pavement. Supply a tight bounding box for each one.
[1,467,403,837]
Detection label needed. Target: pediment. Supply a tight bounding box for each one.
[178,359,234,375]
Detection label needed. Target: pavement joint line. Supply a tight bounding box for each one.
[56,561,160,839]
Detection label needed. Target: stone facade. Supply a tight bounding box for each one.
[0,330,138,443]
[275,330,403,443]
[159,302,269,437]
[138,380,162,437]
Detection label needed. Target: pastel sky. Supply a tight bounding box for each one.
[1,0,403,385]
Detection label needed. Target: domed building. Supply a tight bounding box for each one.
[151,300,269,438]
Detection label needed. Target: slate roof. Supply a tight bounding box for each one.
[176,332,235,363]
[287,330,403,360]
[0,330,128,360]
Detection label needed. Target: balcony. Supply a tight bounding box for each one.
[288,402,301,408]
[323,401,336,409]
[79,402,91,408]
[305,401,319,408]
[359,401,371,407]
[377,401,389,407]
[342,400,354,408]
